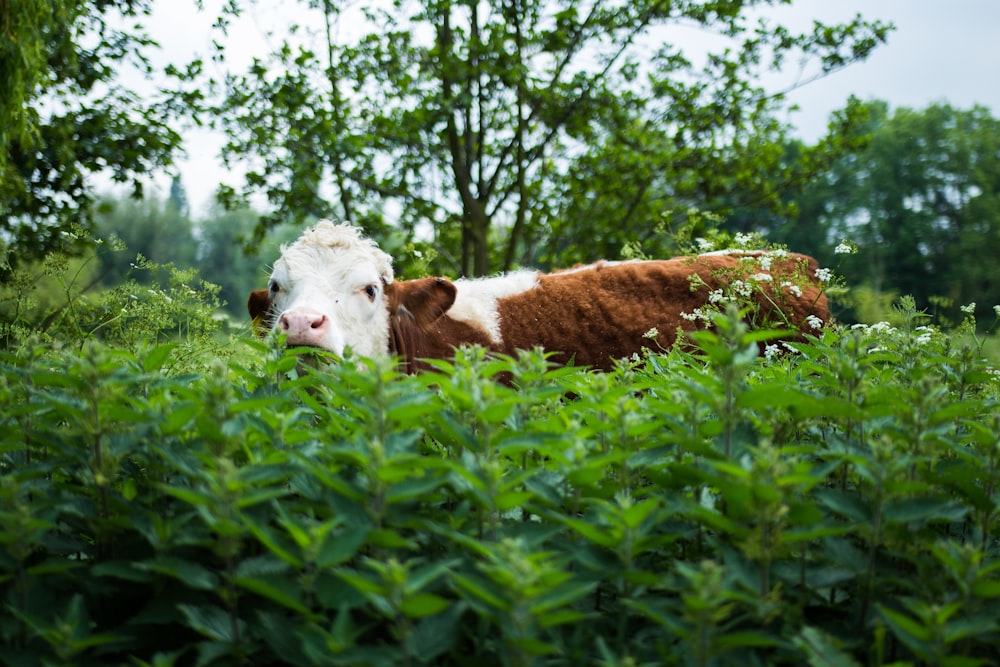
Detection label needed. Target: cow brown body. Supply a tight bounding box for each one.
[250,223,828,373]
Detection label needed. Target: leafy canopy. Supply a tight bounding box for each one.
[0,0,186,272]
[206,0,891,275]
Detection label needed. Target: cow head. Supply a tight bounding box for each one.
[251,220,457,359]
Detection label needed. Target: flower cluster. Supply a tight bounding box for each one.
[781,281,803,298]
[814,267,833,283]
[763,341,800,361]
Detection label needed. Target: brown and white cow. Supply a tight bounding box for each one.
[248,221,829,372]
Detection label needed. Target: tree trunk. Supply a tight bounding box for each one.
[439,4,492,276]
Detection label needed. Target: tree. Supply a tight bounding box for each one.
[196,207,302,318]
[209,0,890,276]
[0,0,186,272]
[765,101,1000,325]
[169,175,190,218]
[92,193,199,288]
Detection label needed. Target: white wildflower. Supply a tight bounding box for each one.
[770,248,788,258]
[914,326,935,345]
[834,241,856,255]
[751,273,773,282]
[814,267,833,283]
[732,280,753,298]
[680,307,714,324]
[643,327,659,339]
[994,305,1000,318]
[961,302,976,315]
[764,344,779,360]
[869,322,896,335]
[782,281,803,298]
[734,232,753,247]
[708,289,727,304]
[806,315,823,330]
[756,254,773,271]
[695,237,714,251]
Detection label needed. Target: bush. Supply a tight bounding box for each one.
[2,305,999,666]
[0,238,234,372]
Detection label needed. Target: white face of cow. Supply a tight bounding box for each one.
[266,221,395,358]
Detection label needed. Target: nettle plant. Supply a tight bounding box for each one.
[2,256,1000,665]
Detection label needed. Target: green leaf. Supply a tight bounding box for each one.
[529,580,598,616]
[399,593,451,618]
[316,527,370,569]
[407,602,464,662]
[793,626,862,667]
[92,560,152,583]
[495,489,534,511]
[142,343,177,372]
[137,558,219,590]
[814,488,871,522]
[385,474,444,504]
[878,604,931,646]
[242,518,303,569]
[451,572,510,611]
[510,637,558,656]
[883,497,968,525]
[367,528,417,550]
[558,517,619,549]
[972,579,1000,599]
[178,604,244,642]
[623,497,661,529]
[234,574,310,615]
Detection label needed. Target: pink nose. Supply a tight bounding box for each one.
[278,309,329,347]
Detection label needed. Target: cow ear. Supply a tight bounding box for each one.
[247,289,273,337]
[386,277,457,327]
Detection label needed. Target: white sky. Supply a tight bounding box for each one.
[130,0,1000,216]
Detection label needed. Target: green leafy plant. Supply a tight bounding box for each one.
[2,297,1000,666]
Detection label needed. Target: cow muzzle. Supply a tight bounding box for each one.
[278,309,333,349]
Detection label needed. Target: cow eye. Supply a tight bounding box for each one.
[363,284,378,301]
[268,280,280,294]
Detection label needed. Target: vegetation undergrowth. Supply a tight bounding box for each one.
[2,300,1000,667]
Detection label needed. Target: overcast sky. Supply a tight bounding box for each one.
[140,0,1000,215]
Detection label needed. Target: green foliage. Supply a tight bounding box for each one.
[0,236,230,370]
[92,191,200,289]
[206,0,890,275]
[86,191,298,320]
[3,305,1000,665]
[762,101,1000,328]
[0,0,186,269]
